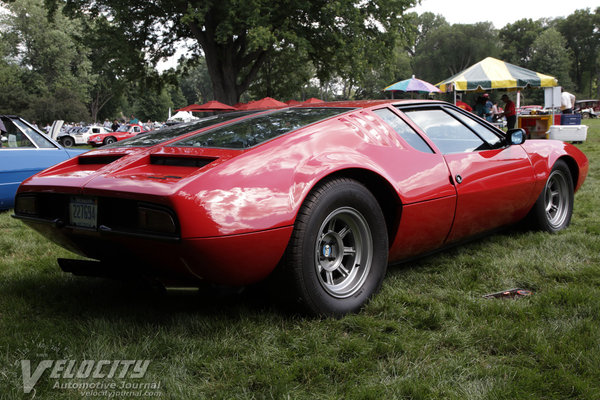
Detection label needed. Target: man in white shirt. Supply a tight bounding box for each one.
[561,88,575,114]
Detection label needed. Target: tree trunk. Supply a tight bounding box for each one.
[189,19,268,105]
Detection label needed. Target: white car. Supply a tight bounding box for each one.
[57,125,108,147]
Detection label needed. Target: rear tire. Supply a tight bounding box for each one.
[528,160,574,233]
[282,178,388,317]
[61,136,74,147]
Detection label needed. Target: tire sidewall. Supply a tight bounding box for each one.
[293,180,388,316]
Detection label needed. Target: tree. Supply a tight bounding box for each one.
[178,59,214,105]
[529,28,573,103]
[1,0,92,122]
[51,0,417,105]
[499,18,545,66]
[555,8,600,96]
[412,22,501,84]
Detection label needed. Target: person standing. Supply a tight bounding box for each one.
[560,88,575,114]
[501,94,516,130]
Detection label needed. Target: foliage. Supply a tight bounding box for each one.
[178,59,214,105]
[530,28,573,90]
[49,0,417,104]
[0,0,92,123]
[499,18,545,66]
[412,22,501,84]
[555,8,600,97]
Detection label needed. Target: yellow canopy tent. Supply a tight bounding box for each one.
[436,57,557,92]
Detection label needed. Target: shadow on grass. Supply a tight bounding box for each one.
[0,269,297,325]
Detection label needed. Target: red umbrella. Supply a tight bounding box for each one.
[236,101,256,110]
[178,100,236,112]
[239,97,287,110]
[303,97,324,104]
[285,99,302,106]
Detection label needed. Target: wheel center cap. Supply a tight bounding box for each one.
[322,244,332,258]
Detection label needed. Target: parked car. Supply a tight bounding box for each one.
[574,99,599,119]
[14,100,588,316]
[87,124,147,146]
[517,105,543,115]
[0,115,86,210]
[58,125,109,147]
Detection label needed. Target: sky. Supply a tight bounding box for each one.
[408,0,598,28]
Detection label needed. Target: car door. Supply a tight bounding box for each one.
[0,117,71,209]
[401,106,536,243]
[371,107,457,261]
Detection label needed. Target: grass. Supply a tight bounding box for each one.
[1,120,600,399]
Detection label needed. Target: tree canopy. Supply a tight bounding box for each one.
[48,0,417,105]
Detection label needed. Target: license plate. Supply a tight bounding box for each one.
[69,197,98,229]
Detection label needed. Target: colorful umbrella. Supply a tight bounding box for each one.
[384,75,441,93]
[285,99,302,106]
[436,57,557,92]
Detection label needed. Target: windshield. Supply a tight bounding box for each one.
[104,111,258,148]
[116,125,130,132]
[171,107,354,149]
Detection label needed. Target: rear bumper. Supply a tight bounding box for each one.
[15,212,293,285]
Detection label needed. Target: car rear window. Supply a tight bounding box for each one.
[105,111,258,148]
[170,107,354,149]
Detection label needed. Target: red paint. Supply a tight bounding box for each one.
[16,100,589,285]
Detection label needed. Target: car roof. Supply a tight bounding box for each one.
[291,99,436,109]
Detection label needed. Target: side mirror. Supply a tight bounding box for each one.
[506,128,526,145]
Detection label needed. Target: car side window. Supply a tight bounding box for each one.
[444,107,504,148]
[373,108,433,153]
[402,108,489,154]
[12,119,55,148]
[1,117,35,148]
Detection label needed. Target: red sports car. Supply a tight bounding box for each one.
[87,123,147,146]
[13,100,588,316]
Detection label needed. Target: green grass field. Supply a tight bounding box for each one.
[1,120,599,399]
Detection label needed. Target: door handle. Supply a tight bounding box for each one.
[455,174,463,184]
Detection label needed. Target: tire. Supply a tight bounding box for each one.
[282,178,388,317]
[61,136,74,147]
[103,137,117,145]
[581,112,590,119]
[528,160,574,233]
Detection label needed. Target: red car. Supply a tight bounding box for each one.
[87,123,147,146]
[14,101,588,316]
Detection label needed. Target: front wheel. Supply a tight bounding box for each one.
[282,178,388,317]
[103,137,116,145]
[528,160,574,233]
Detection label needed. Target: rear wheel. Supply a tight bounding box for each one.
[282,178,388,317]
[581,112,590,119]
[61,136,74,147]
[528,160,574,233]
[103,136,116,145]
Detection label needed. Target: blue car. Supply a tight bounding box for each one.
[0,115,87,210]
